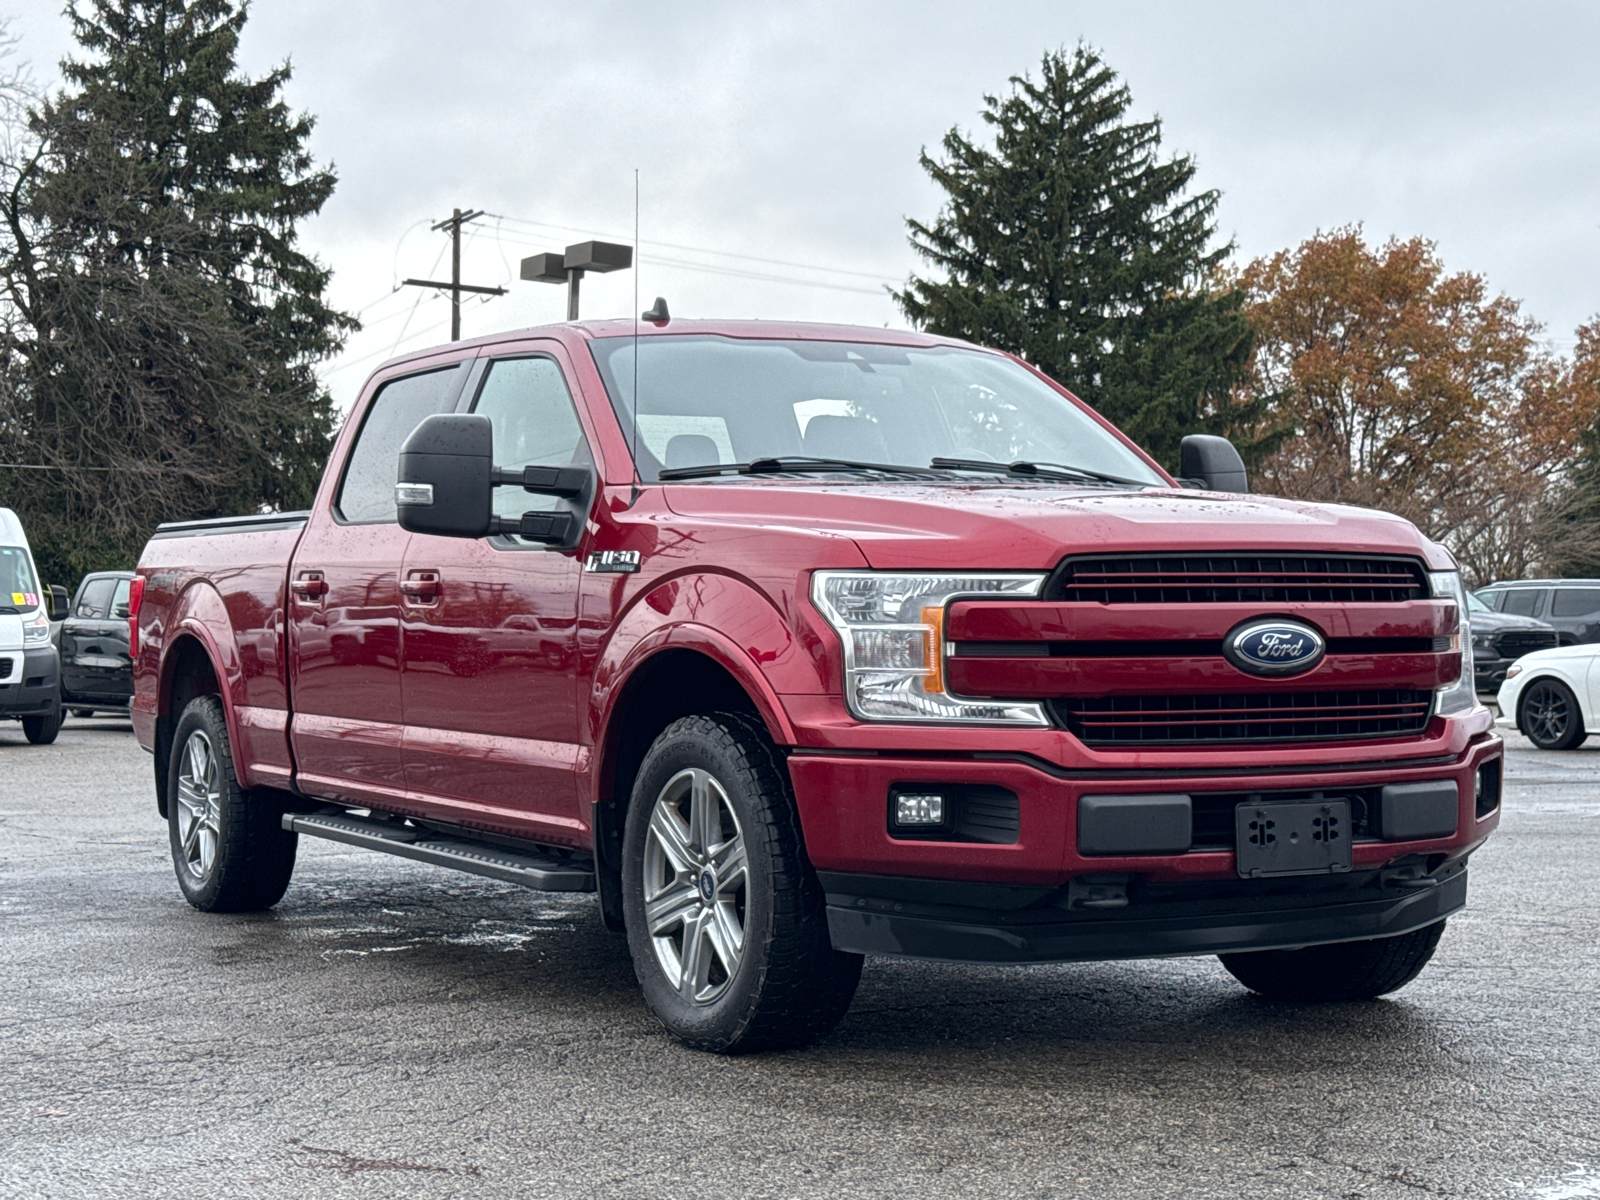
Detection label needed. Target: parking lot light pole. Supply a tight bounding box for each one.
[520,240,633,320]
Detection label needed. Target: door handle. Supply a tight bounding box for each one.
[291,572,328,599]
[401,571,440,602]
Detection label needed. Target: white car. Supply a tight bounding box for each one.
[1496,643,1600,750]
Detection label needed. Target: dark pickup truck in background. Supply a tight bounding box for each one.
[130,318,1502,1053]
[56,570,136,717]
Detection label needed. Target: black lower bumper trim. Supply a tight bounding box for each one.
[825,869,1467,964]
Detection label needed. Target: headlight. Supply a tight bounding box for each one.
[811,571,1051,725]
[1505,664,1522,681]
[1429,570,1480,717]
[1471,632,1493,652]
[21,609,51,645]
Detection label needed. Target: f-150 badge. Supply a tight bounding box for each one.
[1223,618,1327,677]
[585,550,641,574]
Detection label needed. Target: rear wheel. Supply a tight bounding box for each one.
[1219,920,1447,1001]
[166,695,297,912]
[622,713,862,1053]
[1519,679,1587,750]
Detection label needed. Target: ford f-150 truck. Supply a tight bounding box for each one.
[131,318,1501,1053]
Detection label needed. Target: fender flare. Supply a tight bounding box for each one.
[157,582,252,787]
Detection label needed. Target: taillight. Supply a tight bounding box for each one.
[128,575,146,658]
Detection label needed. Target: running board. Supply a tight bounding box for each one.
[283,811,595,892]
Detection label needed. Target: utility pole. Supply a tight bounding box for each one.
[402,208,508,340]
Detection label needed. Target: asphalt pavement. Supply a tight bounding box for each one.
[2,715,1597,1200]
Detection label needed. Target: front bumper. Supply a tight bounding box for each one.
[823,861,1468,964]
[0,646,60,717]
[787,720,1500,962]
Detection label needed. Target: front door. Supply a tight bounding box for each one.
[400,347,594,845]
[60,576,132,705]
[287,360,469,808]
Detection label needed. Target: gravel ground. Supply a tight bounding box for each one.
[1,716,1597,1200]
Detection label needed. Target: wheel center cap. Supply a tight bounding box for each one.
[696,868,716,905]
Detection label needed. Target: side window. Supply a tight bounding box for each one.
[110,578,133,619]
[76,578,115,619]
[337,366,463,524]
[471,357,593,521]
[1551,588,1600,618]
[1502,589,1544,617]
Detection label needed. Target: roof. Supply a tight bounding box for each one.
[371,317,983,377]
[0,506,29,548]
[1481,579,1600,588]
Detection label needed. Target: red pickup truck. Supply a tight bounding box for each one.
[131,318,1501,1052]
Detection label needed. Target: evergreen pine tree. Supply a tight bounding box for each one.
[0,0,354,584]
[896,46,1261,471]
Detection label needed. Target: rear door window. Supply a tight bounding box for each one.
[110,578,133,619]
[1502,589,1546,617]
[1551,588,1600,618]
[337,365,465,524]
[76,578,115,618]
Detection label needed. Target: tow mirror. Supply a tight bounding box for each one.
[1179,435,1248,493]
[395,413,594,548]
[396,414,494,538]
[47,585,69,622]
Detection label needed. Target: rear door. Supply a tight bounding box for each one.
[1550,587,1600,644]
[399,344,596,843]
[288,359,471,808]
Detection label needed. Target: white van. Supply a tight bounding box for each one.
[0,507,66,744]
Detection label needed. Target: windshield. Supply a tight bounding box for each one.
[1,545,41,611]
[1467,592,1491,613]
[588,336,1166,486]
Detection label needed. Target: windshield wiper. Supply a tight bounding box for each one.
[659,456,935,481]
[929,456,1148,487]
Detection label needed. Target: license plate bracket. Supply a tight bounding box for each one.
[1235,799,1353,878]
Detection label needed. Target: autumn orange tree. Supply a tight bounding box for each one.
[1234,228,1600,584]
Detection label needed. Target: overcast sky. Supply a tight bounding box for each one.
[6,0,1599,411]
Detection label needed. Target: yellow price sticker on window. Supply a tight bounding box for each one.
[10,593,24,605]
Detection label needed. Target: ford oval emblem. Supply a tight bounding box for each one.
[1223,619,1327,677]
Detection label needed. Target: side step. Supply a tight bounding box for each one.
[283,811,595,892]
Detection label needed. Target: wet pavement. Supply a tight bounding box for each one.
[1,715,1597,1199]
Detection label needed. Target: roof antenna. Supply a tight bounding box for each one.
[642,296,670,323]
[631,169,641,502]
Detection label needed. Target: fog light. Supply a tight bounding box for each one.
[894,793,945,827]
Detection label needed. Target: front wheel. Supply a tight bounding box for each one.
[167,695,297,912]
[622,713,862,1053]
[1219,920,1447,1001]
[22,697,62,744]
[1519,679,1587,750]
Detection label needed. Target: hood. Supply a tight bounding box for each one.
[1467,609,1554,633]
[660,481,1451,570]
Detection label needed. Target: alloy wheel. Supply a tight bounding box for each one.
[173,729,222,881]
[641,767,749,1005]
[1524,681,1573,747]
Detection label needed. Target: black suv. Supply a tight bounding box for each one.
[1474,579,1600,646]
[54,570,135,717]
[1465,591,1559,695]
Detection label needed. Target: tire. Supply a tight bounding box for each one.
[621,713,862,1053]
[166,695,297,912]
[1219,920,1447,1002]
[22,697,62,744]
[1519,678,1587,750]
